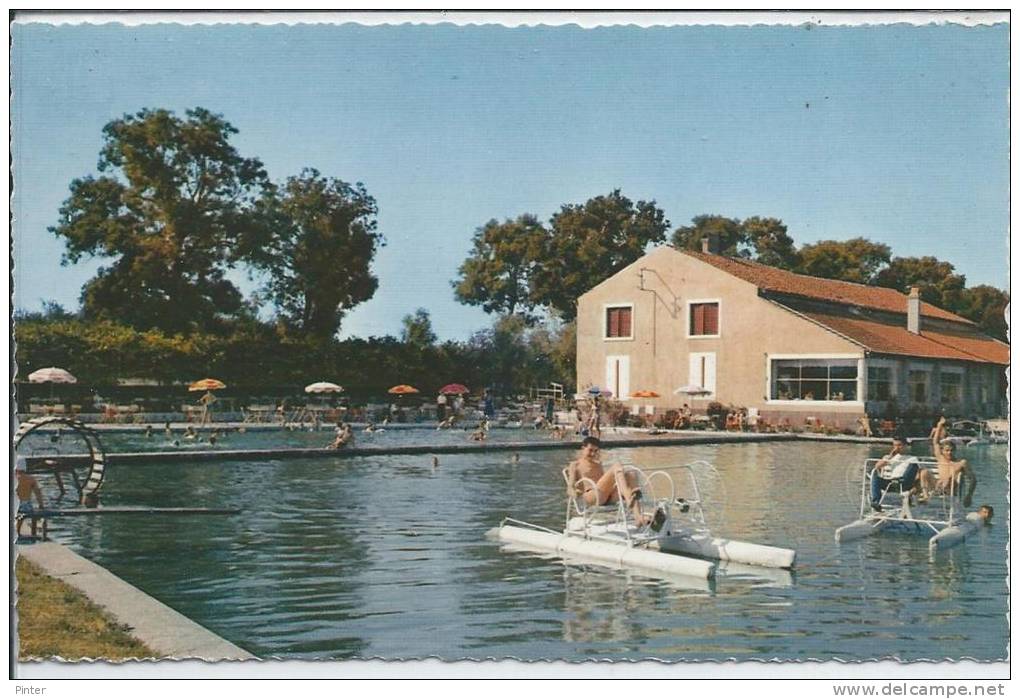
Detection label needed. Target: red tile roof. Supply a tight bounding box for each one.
[794,308,1009,365]
[682,249,972,324]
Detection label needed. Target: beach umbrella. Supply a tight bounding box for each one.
[587,386,603,395]
[674,384,711,396]
[387,385,420,395]
[305,382,344,394]
[630,390,661,399]
[27,366,78,400]
[28,367,77,384]
[439,383,469,395]
[189,378,226,392]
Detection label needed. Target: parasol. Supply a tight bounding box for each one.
[388,385,420,395]
[305,382,344,394]
[28,367,77,384]
[189,378,226,392]
[630,390,661,399]
[674,384,711,396]
[439,383,470,395]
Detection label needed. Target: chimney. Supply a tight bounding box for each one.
[907,286,921,334]
[700,233,720,254]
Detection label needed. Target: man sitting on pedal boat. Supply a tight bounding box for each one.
[869,435,920,512]
[917,416,977,507]
[565,436,649,525]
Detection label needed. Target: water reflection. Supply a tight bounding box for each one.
[27,437,1008,661]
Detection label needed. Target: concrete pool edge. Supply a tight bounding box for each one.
[15,541,256,662]
[25,431,896,466]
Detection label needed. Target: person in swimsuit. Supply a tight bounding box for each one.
[330,422,353,449]
[15,458,44,537]
[565,436,648,524]
[917,416,976,507]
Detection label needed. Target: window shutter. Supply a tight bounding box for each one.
[691,304,704,335]
[607,309,619,337]
[619,308,631,337]
[704,303,718,335]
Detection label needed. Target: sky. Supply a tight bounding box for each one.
[10,15,1010,341]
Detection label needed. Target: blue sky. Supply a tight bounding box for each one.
[11,20,1009,340]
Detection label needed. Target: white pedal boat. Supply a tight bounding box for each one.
[489,461,796,581]
[835,457,989,552]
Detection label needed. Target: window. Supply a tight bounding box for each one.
[940,372,962,404]
[908,370,929,403]
[689,302,719,336]
[605,306,632,339]
[974,370,992,404]
[868,366,895,401]
[770,359,858,401]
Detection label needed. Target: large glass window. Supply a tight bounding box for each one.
[770,359,858,401]
[605,306,632,339]
[868,366,895,401]
[940,372,963,404]
[689,302,719,336]
[908,370,929,403]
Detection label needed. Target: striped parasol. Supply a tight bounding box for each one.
[188,378,226,392]
[387,385,420,395]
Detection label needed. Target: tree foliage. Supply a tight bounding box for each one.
[794,237,892,284]
[531,190,669,320]
[50,108,270,332]
[671,215,799,269]
[249,168,382,341]
[401,308,437,350]
[453,215,547,319]
[873,256,967,312]
[956,285,1009,341]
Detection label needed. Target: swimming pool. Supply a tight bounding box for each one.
[24,436,1009,661]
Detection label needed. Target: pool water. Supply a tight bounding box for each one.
[22,434,1009,661]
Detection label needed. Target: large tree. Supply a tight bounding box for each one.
[250,168,382,341]
[671,214,799,269]
[671,214,744,256]
[453,214,547,320]
[50,107,271,332]
[873,255,967,313]
[530,190,669,320]
[401,308,437,350]
[956,284,1009,341]
[794,237,892,284]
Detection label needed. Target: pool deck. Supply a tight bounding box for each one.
[23,428,891,466]
[16,541,255,660]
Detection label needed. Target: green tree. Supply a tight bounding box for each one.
[873,256,967,312]
[671,215,744,256]
[742,216,800,269]
[453,214,547,320]
[50,107,270,332]
[794,237,892,284]
[671,214,799,269]
[250,168,383,341]
[956,285,1009,341]
[401,308,437,350]
[531,190,669,320]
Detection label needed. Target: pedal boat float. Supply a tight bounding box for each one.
[836,457,987,552]
[489,461,796,581]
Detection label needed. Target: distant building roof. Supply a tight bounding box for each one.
[682,249,971,324]
[679,249,1007,366]
[790,307,1009,365]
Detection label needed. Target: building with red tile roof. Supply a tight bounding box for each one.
[576,245,1007,429]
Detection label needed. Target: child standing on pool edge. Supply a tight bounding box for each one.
[15,457,44,538]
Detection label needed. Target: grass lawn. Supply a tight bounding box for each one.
[16,556,157,660]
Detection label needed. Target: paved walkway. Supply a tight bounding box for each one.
[17,542,255,660]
